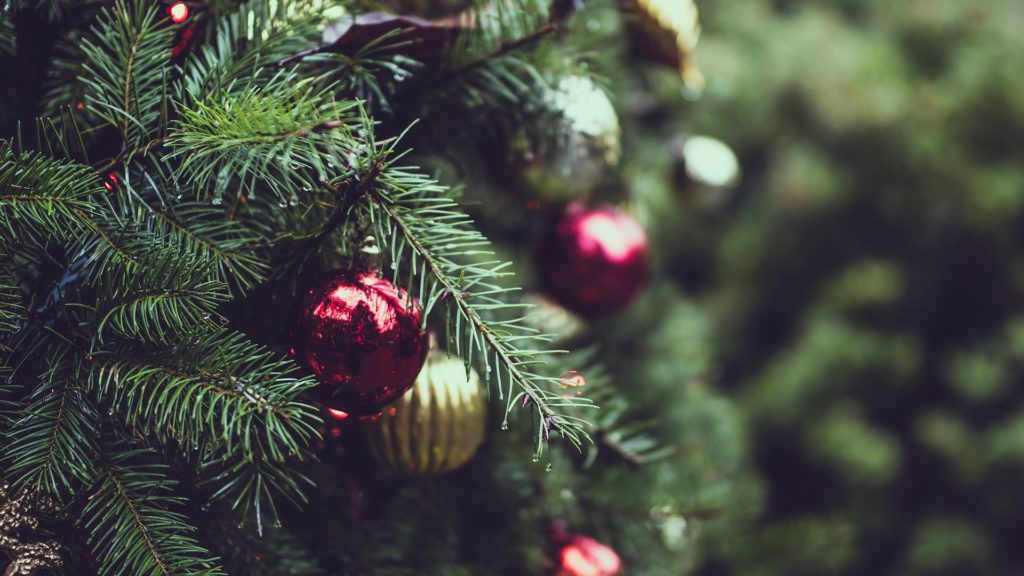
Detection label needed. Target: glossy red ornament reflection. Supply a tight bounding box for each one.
[292,271,428,415]
[327,408,350,421]
[102,172,119,192]
[539,203,649,318]
[558,535,622,576]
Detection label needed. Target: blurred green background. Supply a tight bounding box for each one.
[651,1,1024,574]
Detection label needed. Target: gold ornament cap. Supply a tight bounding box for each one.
[619,0,704,92]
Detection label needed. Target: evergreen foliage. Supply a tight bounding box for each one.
[1,0,746,572]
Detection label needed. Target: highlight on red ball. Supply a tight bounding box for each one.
[558,535,621,576]
[168,2,189,23]
[102,172,119,192]
[327,408,349,421]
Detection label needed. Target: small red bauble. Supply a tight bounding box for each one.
[168,2,189,23]
[539,203,649,317]
[292,271,428,415]
[558,535,622,576]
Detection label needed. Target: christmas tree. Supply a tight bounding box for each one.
[0,0,746,574]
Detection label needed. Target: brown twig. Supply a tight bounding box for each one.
[594,429,645,469]
[284,157,388,270]
[437,23,559,85]
[275,44,328,68]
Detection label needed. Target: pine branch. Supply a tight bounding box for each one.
[273,23,422,113]
[2,347,99,501]
[148,203,269,290]
[363,156,594,456]
[554,350,673,469]
[0,144,102,243]
[0,17,15,57]
[79,0,174,150]
[8,0,82,21]
[203,508,323,576]
[34,108,93,163]
[91,159,270,290]
[180,2,325,101]
[74,208,142,277]
[90,330,319,459]
[165,77,362,203]
[198,447,315,537]
[93,246,229,345]
[81,439,224,575]
[0,269,23,334]
[438,22,558,85]
[89,330,321,531]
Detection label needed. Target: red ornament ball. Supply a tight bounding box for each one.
[292,271,428,415]
[168,2,189,23]
[557,535,622,576]
[539,203,649,318]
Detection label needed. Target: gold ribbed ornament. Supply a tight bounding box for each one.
[360,349,487,475]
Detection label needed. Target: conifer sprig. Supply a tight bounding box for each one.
[82,440,224,576]
[137,201,270,291]
[89,329,320,533]
[79,0,174,150]
[0,18,15,57]
[166,76,362,204]
[0,145,101,241]
[0,268,22,333]
[362,146,595,455]
[180,3,325,101]
[2,348,99,501]
[94,247,230,345]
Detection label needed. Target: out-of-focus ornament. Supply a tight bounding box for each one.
[538,204,650,318]
[292,271,428,416]
[507,76,621,204]
[167,2,189,23]
[650,505,691,552]
[169,1,199,61]
[556,534,622,576]
[671,134,741,208]
[102,172,120,192]
[360,347,487,474]
[618,0,703,92]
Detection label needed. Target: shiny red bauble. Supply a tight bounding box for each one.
[291,271,428,415]
[557,535,622,576]
[539,203,649,318]
[167,2,189,23]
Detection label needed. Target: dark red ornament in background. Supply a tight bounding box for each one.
[292,271,428,415]
[557,535,622,576]
[539,203,649,318]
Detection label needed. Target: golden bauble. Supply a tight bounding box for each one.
[360,348,487,475]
